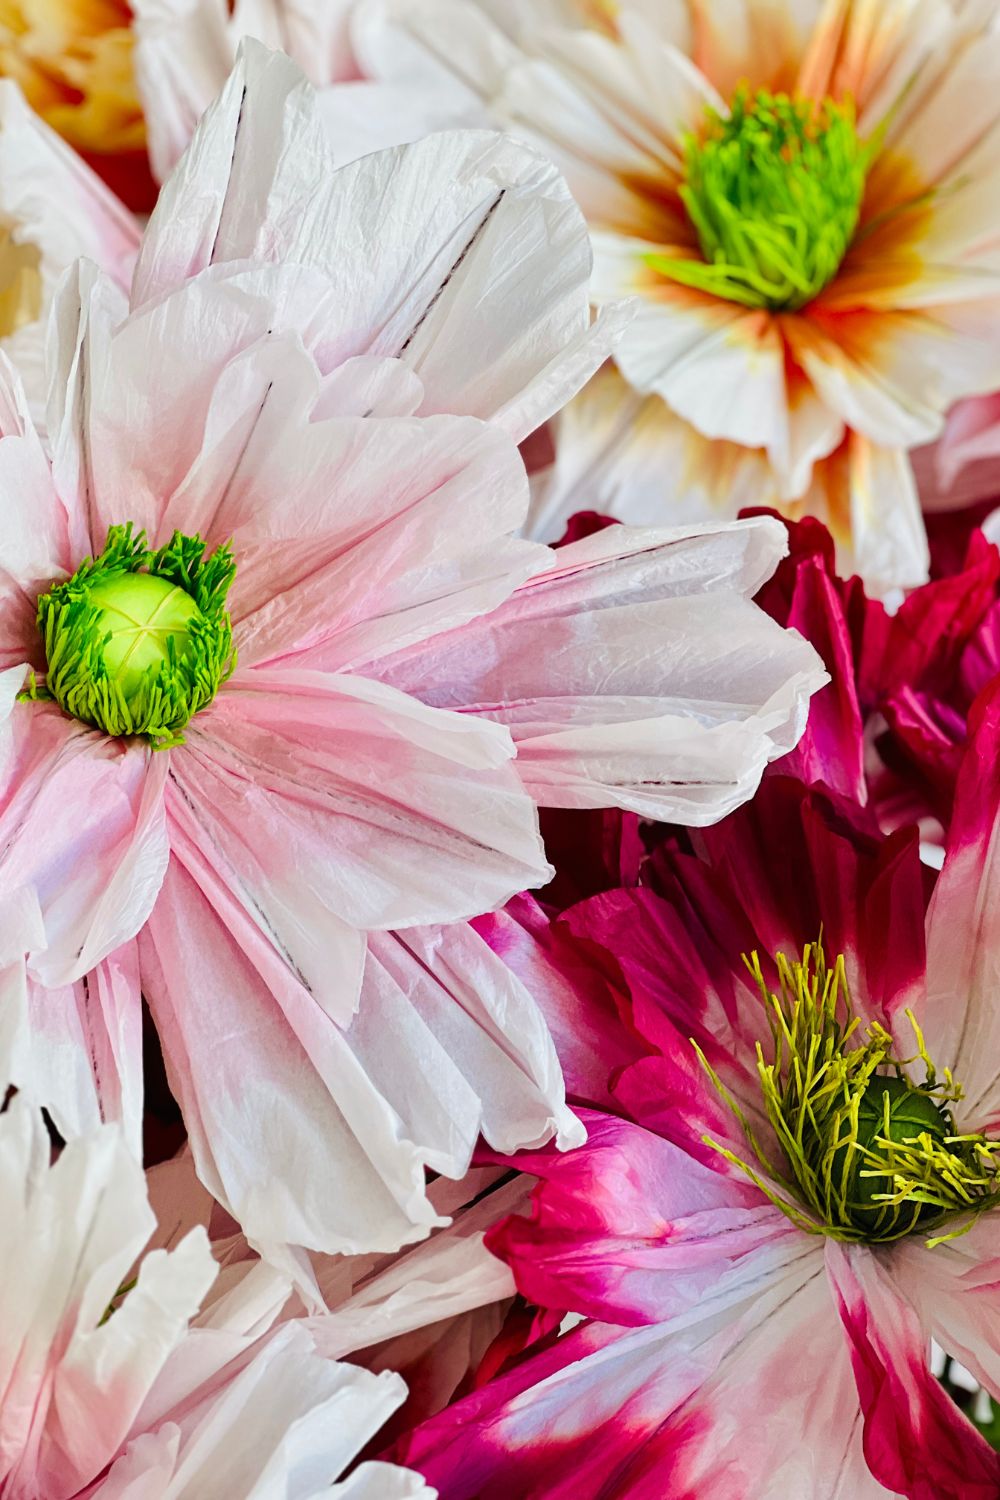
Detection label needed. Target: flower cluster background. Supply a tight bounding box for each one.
[2,1,1000,1496]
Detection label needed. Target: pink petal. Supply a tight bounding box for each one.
[170,671,548,1008]
[142,851,450,1257]
[372,515,828,822]
[0,704,169,987]
[227,412,541,673]
[488,1110,782,1327]
[21,943,143,1156]
[396,1233,861,1500]
[473,893,648,1111]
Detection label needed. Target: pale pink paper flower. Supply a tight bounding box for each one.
[0,44,825,1263]
[0,80,140,421]
[0,1097,433,1500]
[352,0,1000,594]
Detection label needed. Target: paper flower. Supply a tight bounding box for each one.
[395,752,1000,1498]
[0,45,825,1262]
[0,1097,432,1499]
[370,0,1000,593]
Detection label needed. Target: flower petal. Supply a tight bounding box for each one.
[373,516,828,821]
[828,1239,1000,1500]
[136,42,610,439]
[922,677,1000,1127]
[142,850,450,1257]
[171,670,549,995]
[0,704,169,987]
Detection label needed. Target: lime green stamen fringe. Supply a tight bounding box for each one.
[23,523,237,750]
[648,87,875,311]
[695,943,1000,1246]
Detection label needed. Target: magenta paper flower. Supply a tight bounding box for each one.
[396,730,1000,1499]
[0,1098,432,1500]
[0,45,826,1262]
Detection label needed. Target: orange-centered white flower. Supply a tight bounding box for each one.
[380,0,1000,592]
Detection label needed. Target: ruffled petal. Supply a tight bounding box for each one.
[0,1098,216,1497]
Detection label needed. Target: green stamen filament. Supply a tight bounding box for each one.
[648,87,874,311]
[696,944,1000,1246]
[23,523,237,749]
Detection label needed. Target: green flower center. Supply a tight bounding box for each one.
[25,523,237,749]
[648,87,873,311]
[697,944,1000,1245]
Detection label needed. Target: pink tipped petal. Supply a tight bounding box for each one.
[828,1240,1000,1500]
[0,705,169,987]
[488,1110,782,1327]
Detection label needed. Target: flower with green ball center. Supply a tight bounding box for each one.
[695,944,1000,1246]
[647,87,875,311]
[24,523,237,749]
